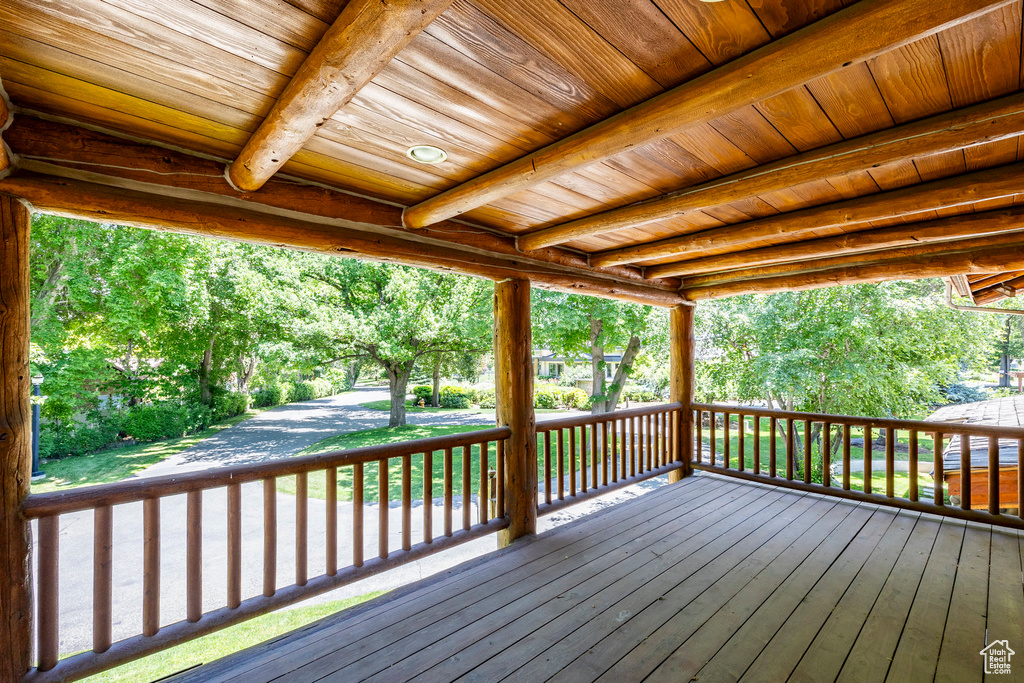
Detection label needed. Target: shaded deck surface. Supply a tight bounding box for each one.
[173,474,1024,682]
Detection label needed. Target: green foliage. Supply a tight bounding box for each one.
[411,385,434,403]
[477,388,496,409]
[211,391,250,421]
[250,382,292,408]
[291,378,334,402]
[621,386,658,403]
[122,402,212,442]
[938,382,987,405]
[439,385,471,409]
[534,384,587,409]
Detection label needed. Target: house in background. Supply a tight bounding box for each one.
[533,350,621,380]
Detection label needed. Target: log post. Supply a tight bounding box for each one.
[494,278,537,547]
[0,194,32,678]
[669,303,696,482]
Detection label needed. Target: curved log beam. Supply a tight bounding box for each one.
[571,93,1024,262]
[227,0,454,192]
[647,207,1024,279]
[401,0,1012,229]
[0,93,10,174]
[589,162,1024,269]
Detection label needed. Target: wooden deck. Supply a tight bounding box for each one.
[172,474,1024,683]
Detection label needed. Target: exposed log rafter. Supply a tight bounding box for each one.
[227,0,454,192]
[402,0,1014,230]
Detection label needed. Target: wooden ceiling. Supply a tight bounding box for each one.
[1,0,1023,303]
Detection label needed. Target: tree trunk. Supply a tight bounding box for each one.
[590,317,606,414]
[605,335,641,412]
[345,360,361,390]
[199,335,215,405]
[237,354,257,393]
[387,360,415,428]
[432,354,442,407]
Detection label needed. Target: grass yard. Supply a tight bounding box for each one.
[79,592,383,683]
[359,398,488,414]
[31,410,262,494]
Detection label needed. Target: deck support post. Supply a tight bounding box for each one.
[494,278,537,547]
[0,194,33,678]
[669,302,696,482]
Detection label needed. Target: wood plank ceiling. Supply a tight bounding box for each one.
[1,0,1023,300]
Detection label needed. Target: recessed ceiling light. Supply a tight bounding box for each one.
[406,145,447,164]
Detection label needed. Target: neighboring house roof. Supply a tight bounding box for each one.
[533,351,623,363]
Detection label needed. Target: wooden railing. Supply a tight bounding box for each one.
[692,403,1024,530]
[21,427,510,683]
[536,403,684,515]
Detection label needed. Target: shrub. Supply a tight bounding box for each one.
[212,391,249,421]
[122,401,211,442]
[251,382,290,408]
[939,382,986,405]
[477,388,496,409]
[292,378,333,402]
[535,384,588,410]
[621,386,657,403]
[412,385,434,403]
[439,385,471,409]
[559,387,588,409]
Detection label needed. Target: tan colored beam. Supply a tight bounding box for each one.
[949,274,975,302]
[401,0,1012,229]
[0,172,683,307]
[683,241,1024,300]
[227,0,453,192]
[551,93,1024,259]
[0,94,10,173]
[592,162,1024,268]
[975,275,1024,304]
[4,116,665,289]
[646,207,1024,279]
[668,303,695,482]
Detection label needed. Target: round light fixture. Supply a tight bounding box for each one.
[406,144,447,164]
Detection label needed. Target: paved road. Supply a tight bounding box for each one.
[43,387,671,660]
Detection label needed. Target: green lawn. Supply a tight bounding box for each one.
[79,592,383,683]
[359,399,487,414]
[31,410,262,494]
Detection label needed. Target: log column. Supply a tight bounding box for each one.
[669,303,696,482]
[0,194,32,678]
[494,278,536,547]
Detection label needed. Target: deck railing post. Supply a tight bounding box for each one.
[669,302,696,481]
[494,278,537,547]
[0,195,33,679]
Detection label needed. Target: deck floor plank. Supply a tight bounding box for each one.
[168,475,1021,683]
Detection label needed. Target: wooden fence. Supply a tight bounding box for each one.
[691,403,1024,530]
[22,427,510,682]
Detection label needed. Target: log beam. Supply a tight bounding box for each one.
[3,116,670,290]
[401,0,1012,229]
[0,172,683,307]
[0,195,32,680]
[683,241,1024,300]
[494,278,536,547]
[647,207,1024,279]
[0,92,10,174]
[668,304,695,483]
[565,93,1024,260]
[227,0,454,192]
[975,275,1024,304]
[593,162,1024,269]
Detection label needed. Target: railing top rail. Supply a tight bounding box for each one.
[537,402,682,431]
[692,402,1024,439]
[23,425,512,518]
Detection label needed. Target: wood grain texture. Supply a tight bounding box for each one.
[669,304,695,482]
[0,92,9,172]
[0,194,31,680]
[402,0,1013,229]
[494,278,536,546]
[228,0,454,191]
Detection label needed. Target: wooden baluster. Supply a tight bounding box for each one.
[557,428,566,497]
[497,439,505,518]
[379,459,388,559]
[785,418,794,481]
[591,421,599,485]
[620,417,628,480]
[753,416,761,475]
[610,421,618,483]
[960,433,971,511]
[94,505,113,651]
[723,412,731,469]
[143,498,160,637]
[864,426,872,495]
[738,414,746,472]
[353,463,364,567]
[228,482,242,607]
[569,425,577,496]
[580,426,588,492]
[601,421,609,485]
[629,417,637,477]
[694,411,701,467]
[295,473,308,586]
[327,467,338,575]
[543,431,552,505]
[402,453,412,549]
[886,428,896,498]
[769,416,777,477]
[479,443,488,525]
[933,432,944,506]
[645,413,653,471]
[462,444,472,531]
[908,430,918,501]
[988,435,1000,515]
[843,424,852,490]
[186,492,203,620]
[424,451,433,544]
[38,515,59,670]
[822,423,831,488]
[803,420,812,484]
[710,411,717,468]
[661,412,668,467]
[262,479,276,597]
[443,448,452,537]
